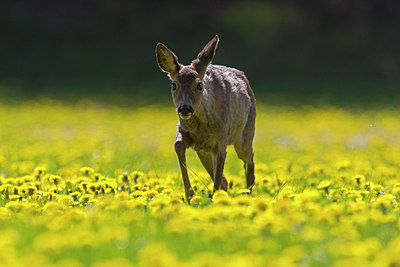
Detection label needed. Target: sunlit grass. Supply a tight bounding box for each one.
[0,99,400,266]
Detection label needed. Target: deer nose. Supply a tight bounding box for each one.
[177,105,194,118]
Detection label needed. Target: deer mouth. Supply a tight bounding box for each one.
[177,105,194,120]
[178,112,192,120]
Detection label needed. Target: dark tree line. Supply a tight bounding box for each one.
[1,0,399,104]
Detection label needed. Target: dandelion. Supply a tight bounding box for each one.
[213,190,231,206]
[131,171,144,183]
[58,196,74,207]
[190,194,202,205]
[79,194,93,204]
[236,189,251,195]
[18,184,37,197]
[78,181,89,193]
[80,167,94,177]
[352,174,365,186]
[49,175,62,186]
[70,191,80,201]
[122,173,130,184]
[21,175,34,184]
[145,189,158,199]
[33,167,46,179]
[317,180,332,195]
[253,198,268,212]
[93,173,103,181]
[0,103,400,266]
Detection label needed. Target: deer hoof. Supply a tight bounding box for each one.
[186,188,195,203]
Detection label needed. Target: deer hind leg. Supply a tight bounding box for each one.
[197,151,228,191]
[234,121,256,191]
[212,148,227,193]
[235,107,256,190]
[234,142,255,190]
[175,133,194,202]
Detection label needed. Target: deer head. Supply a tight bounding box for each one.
[156,35,219,120]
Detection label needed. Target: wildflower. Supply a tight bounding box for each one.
[145,189,158,199]
[70,191,80,201]
[213,190,231,206]
[3,178,16,185]
[78,181,90,193]
[58,196,74,207]
[0,184,13,193]
[317,180,332,194]
[21,175,34,184]
[33,167,46,179]
[236,189,251,195]
[33,232,67,253]
[6,201,30,213]
[80,167,94,176]
[137,243,178,267]
[18,184,37,197]
[49,175,62,186]
[190,194,202,205]
[161,188,173,195]
[253,198,269,212]
[352,174,365,186]
[118,172,130,185]
[131,171,144,183]
[336,160,351,171]
[93,173,103,181]
[79,194,93,204]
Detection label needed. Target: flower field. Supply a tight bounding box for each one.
[0,100,400,266]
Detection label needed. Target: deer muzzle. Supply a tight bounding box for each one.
[177,105,194,120]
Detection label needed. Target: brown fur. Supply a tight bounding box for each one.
[156,35,256,201]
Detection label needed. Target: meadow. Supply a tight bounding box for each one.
[0,99,400,266]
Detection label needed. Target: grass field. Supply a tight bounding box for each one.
[0,99,400,266]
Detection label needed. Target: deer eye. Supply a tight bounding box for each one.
[196,82,203,91]
[171,82,177,91]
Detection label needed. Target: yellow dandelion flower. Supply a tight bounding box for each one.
[49,175,62,185]
[253,198,269,212]
[70,191,80,201]
[352,174,365,185]
[18,184,37,196]
[3,178,16,185]
[78,180,90,192]
[317,180,332,194]
[161,188,173,195]
[33,232,67,253]
[190,194,202,205]
[0,184,13,193]
[79,194,93,204]
[80,166,94,176]
[33,166,46,178]
[236,188,251,195]
[145,189,158,199]
[213,189,228,199]
[317,180,331,190]
[58,196,74,207]
[131,171,144,183]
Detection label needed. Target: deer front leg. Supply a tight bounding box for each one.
[212,146,227,192]
[175,132,194,202]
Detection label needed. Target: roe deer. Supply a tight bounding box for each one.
[155,35,256,202]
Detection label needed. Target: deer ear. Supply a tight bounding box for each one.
[192,35,219,78]
[156,43,181,79]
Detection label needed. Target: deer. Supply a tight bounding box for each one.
[155,35,256,202]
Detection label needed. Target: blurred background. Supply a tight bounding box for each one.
[1,0,399,106]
